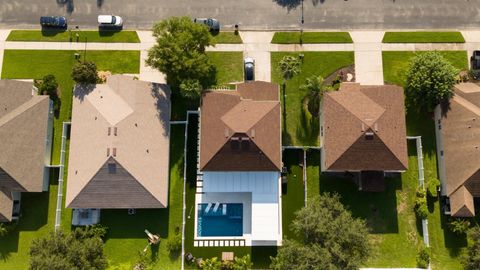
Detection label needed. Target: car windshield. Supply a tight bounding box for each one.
[111,16,116,24]
[54,17,59,24]
[207,18,213,26]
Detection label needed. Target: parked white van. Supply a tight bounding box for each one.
[98,15,123,28]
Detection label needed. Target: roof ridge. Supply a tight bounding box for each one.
[0,96,48,128]
[248,102,280,157]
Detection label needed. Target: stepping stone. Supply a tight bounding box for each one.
[209,241,214,246]
[214,241,219,246]
[194,241,198,247]
[220,241,224,247]
[199,241,204,247]
[234,241,239,246]
[240,241,245,246]
[230,240,234,246]
[347,73,353,82]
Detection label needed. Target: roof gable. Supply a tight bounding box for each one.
[68,157,164,209]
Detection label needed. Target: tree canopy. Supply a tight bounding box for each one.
[278,55,301,83]
[271,193,370,270]
[146,16,216,99]
[72,61,99,84]
[464,227,480,270]
[29,228,107,270]
[300,75,328,117]
[405,51,458,111]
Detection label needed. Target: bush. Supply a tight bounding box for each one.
[72,61,99,84]
[415,188,429,219]
[416,246,430,268]
[37,74,58,97]
[426,178,440,197]
[166,232,182,254]
[448,218,471,234]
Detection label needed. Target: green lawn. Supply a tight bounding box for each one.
[282,149,305,241]
[271,52,354,146]
[212,32,242,44]
[382,50,469,269]
[2,50,140,165]
[306,147,423,267]
[170,52,243,121]
[382,32,465,43]
[271,32,353,44]
[7,30,140,43]
[383,51,468,86]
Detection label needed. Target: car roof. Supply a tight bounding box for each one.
[98,15,113,24]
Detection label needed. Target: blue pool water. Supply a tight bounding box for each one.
[197,203,243,237]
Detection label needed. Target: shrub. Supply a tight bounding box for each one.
[416,246,430,268]
[166,232,182,254]
[72,61,99,84]
[448,218,471,234]
[37,74,58,97]
[426,178,440,197]
[415,188,428,219]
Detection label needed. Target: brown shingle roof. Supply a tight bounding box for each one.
[439,84,480,216]
[200,81,281,171]
[66,75,171,209]
[0,80,50,220]
[322,83,408,171]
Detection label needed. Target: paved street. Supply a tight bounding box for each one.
[1,0,480,30]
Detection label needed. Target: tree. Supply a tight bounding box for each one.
[146,17,215,99]
[38,74,58,97]
[271,193,370,270]
[405,51,458,111]
[300,75,329,117]
[29,229,107,270]
[0,223,8,237]
[232,255,253,270]
[72,61,99,84]
[200,257,222,270]
[278,55,301,85]
[464,226,480,270]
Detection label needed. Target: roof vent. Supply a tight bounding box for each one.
[365,132,374,140]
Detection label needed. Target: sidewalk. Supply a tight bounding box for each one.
[350,31,385,85]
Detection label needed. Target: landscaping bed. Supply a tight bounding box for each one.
[6,30,141,43]
[271,51,354,146]
[382,32,465,43]
[271,32,353,44]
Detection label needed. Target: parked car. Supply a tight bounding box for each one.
[244,57,255,81]
[40,16,67,29]
[471,50,480,79]
[193,18,220,32]
[98,15,123,29]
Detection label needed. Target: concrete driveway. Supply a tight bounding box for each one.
[240,32,274,82]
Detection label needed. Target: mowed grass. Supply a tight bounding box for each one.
[282,149,305,241]
[306,147,423,267]
[382,50,469,269]
[211,32,242,44]
[383,51,468,86]
[271,52,354,146]
[382,32,465,43]
[2,50,140,165]
[7,30,140,43]
[271,32,353,44]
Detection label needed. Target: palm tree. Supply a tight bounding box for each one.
[278,55,301,86]
[0,223,8,237]
[200,257,222,270]
[300,75,329,117]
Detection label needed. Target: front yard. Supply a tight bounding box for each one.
[271,51,354,146]
[6,30,140,43]
[271,32,353,44]
[382,32,465,43]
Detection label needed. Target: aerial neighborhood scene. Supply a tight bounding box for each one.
[3,0,480,269]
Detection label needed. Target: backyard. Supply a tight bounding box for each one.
[271,51,354,146]
[382,50,469,270]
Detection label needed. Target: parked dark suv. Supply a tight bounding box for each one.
[471,50,480,80]
[40,16,67,28]
[193,18,220,32]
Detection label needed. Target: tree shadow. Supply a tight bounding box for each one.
[151,83,171,137]
[272,0,301,12]
[406,110,437,156]
[97,0,104,8]
[439,204,467,257]
[319,172,400,234]
[73,84,96,102]
[311,0,326,6]
[56,0,75,14]
[295,96,319,146]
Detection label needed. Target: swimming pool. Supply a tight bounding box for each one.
[197,203,243,237]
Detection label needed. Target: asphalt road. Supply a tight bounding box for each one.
[0,0,479,30]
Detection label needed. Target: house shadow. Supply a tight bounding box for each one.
[439,205,467,257]
[406,109,437,156]
[319,172,400,234]
[98,29,121,37]
[311,0,326,6]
